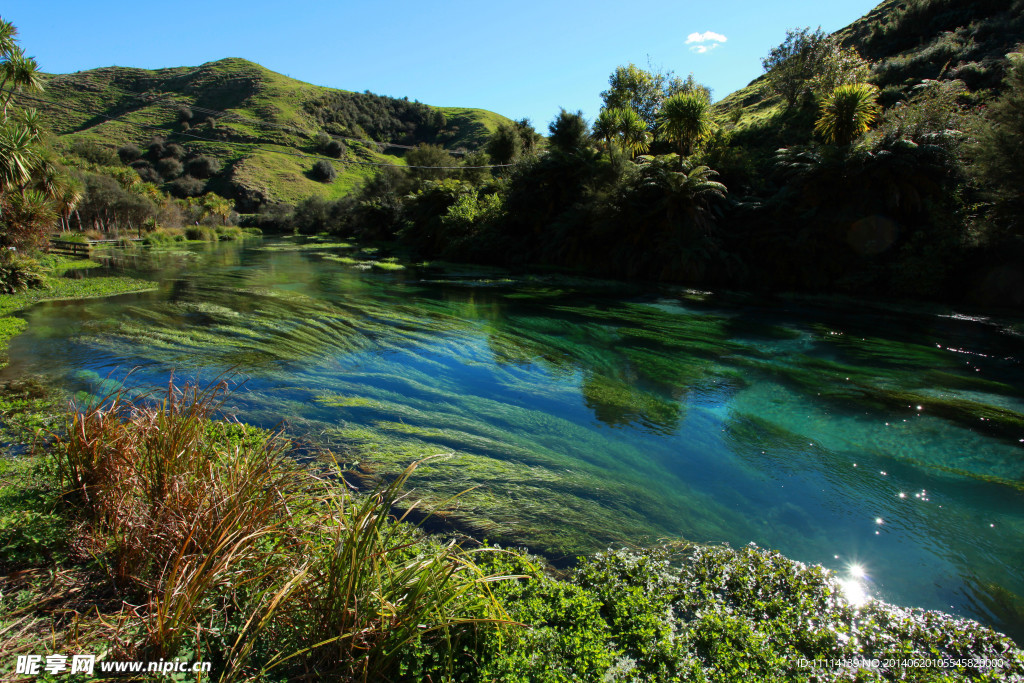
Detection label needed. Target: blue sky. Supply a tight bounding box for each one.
[4,0,879,130]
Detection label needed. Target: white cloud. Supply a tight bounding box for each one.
[686,31,727,53]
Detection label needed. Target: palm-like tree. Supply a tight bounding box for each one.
[614,107,650,158]
[0,118,39,191]
[592,108,617,151]
[0,20,17,58]
[0,47,43,115]
[56,177,84,232]
[814,83,881,146]
[658,91,714,156]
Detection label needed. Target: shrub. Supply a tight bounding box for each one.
[146,138,165,161]
[70,140,119,167]
[325,139,345,158]
[117,144,142,164]
[214,225,244,241]
[255,203,295,233]
[0,251,45,294]
[156,158,183,180]
[184,225,217,241]
[185,155,220,179]
[163,143,186,160]
[129,160,161,184]
[311,159,337,182]
[168,175,206,198]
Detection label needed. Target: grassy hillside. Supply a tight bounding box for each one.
[28,58,514,209]
[713,0,1024,142]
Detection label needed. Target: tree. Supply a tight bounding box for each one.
[485,123,522,166]
[601,63,665,129]
[405,143,455,180]
[0,47,42,115]
[614,107,650,158]
[592,108,618,150]
[658,91,714,156]
[970,50,1024,240]
[761,27,869,107]
[548,109,589,155]
[814,83,881,145]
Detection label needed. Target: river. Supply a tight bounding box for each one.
[5,237,1023,642]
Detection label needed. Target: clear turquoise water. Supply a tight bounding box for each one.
[6,239,1024,641]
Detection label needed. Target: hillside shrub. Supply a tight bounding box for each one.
[311,159,337,182]
[168,176,206,198]
[156,158,183,180]
[70,140,119,167]
[117,144,142,164]
[185,155,219,179]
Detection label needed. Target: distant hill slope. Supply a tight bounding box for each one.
[27,58,514,209]
[713,0,1024,145]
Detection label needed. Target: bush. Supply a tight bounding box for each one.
[255,203,295,233]
[163,143,186,160]
[129,160,161,184]
[214,225,244,241]
[185,155,220,179]
[156,158,183,180]
[168,176,206,198]
[0,251,45,294]
[325,139,345,158]
[142,228,184,246]
[70,140,119,167]
[182,225,216,241]
[311,159,337,182]
[117,144,142,164]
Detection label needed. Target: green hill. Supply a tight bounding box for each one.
[714,0,1024,144]
[27,58,514,210]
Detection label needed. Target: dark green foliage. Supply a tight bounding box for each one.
[485,122,524,166]
[293,195,345,234]
[460,149,491,185]
[324,139,344,158]
[185,154,220,179]
[485,119,540,167]
[756,136,964,294]
[184,224,217,240]
[450,544,1024,682]
[156,157,183,180]
[146,138,165,161]
[969,50,1024,241]
[404,143,455,180]
[130,159,161,184]
[75,172,158,231]
[167,175,206,198]
[0,250,45,293]
[548,109,590,155]
[761,27,868,107]
[162,142,186,160]
[305,89,449,146]
[69,139,118,166]
[345,167,412,240]
[117,143,142,164]
[311,159,337,183]
[255,202,295,233]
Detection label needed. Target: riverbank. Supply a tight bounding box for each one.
[0,255,158,363]
[1,379,1022,681]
